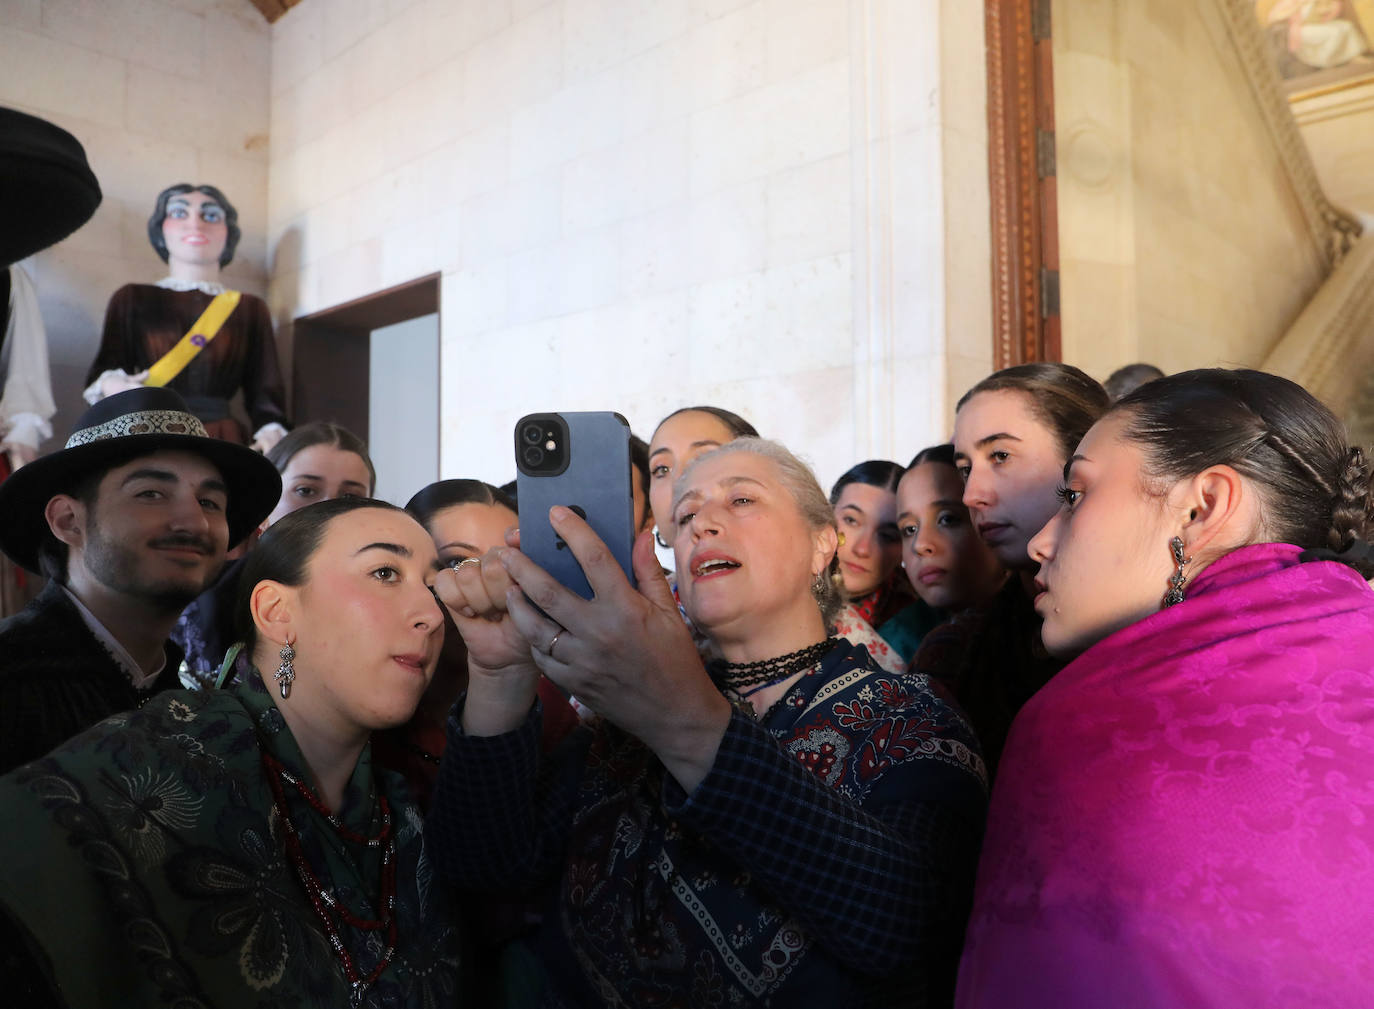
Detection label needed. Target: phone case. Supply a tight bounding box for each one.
[515,411,636,599]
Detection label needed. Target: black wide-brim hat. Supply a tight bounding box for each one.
[0,106,103,266]
[0,387,282,572]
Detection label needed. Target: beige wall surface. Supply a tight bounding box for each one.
[267,0,990,489]
[1,0,272,443]
[1053,0,1330,385]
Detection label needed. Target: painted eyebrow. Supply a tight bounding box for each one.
[353,542,412,558]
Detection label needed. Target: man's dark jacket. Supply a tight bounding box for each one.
[0,582,183,775]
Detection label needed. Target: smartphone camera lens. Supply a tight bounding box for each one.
[521,423,544,446]
[523,444,545,467]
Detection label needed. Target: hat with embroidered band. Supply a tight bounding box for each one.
[0,387,282,573]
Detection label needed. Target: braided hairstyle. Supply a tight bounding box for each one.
[1112,368,1374,577]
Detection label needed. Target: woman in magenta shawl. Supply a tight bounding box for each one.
[957,369,1374,1009]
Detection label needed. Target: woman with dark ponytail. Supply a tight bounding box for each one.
[958,369,1374,1008]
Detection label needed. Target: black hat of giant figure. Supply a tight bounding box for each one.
[0,387,282,572]
[0,107,102,267]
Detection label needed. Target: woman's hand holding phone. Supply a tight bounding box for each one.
[500,506,732,792]
[433,531,543,736]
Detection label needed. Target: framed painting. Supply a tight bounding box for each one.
[1255,0,1374,96]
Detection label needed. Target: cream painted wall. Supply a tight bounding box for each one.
[1053,0,1329,384]
[267,0,990,491]
[0,0,272,443]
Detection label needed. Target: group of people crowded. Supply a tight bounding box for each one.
[0,355,1370,1008]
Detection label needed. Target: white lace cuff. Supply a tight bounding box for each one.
[0,411,51,450]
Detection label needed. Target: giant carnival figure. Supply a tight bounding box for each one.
[0,106,101,617]
[84,184,289,451]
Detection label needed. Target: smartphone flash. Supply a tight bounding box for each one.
[546,439,557,450]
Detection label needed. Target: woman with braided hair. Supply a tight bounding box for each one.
[957,368,1374,1008]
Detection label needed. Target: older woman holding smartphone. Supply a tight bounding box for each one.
[426,438,987,1007]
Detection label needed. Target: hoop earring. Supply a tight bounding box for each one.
[274,641,296,698]
[654,527,670,549]
[1164,536,1191,607]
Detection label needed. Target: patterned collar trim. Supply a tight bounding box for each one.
[66,409,209,449]
[155,277,226,295]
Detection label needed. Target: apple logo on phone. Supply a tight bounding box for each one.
[554,505,587,551]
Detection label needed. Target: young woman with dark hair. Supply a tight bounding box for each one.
[173,421,376,686]
[896,445,1006,615]
[375,479,578,811]
[959,369,1374,1008]
[920,362,1111,778]
[646,405,757,548]
[827,459,942,670]
[0,498,461,1006]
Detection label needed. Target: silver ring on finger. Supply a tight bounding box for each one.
[451,557,482,573]
[546,630,564,658]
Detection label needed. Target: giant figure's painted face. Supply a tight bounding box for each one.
[161,191,229,271]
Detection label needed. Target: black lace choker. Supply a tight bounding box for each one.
[713,637,835,696]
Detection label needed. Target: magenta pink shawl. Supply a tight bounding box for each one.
[957,543,1374,1008]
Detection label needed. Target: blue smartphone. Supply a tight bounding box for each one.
[515,411,637,599]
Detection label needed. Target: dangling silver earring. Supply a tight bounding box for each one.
[1164,536,1191,607]
[654,527,670,549]
[274,641,296,698]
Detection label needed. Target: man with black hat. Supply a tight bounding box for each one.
[0,386,280,774]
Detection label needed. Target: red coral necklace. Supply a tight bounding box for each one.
[260,750,397,1007]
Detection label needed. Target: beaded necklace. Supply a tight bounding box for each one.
[260,750,397,1008]
[712,637,835,697]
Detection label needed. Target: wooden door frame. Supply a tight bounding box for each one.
[986,0,1060,367]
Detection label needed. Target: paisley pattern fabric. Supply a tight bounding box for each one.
[0,677,461,1008]
[957,544,1374,1008]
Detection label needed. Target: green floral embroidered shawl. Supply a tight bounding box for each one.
[0,678,462,1008]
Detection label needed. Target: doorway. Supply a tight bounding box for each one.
[290,273,441,504]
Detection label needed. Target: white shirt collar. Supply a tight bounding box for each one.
[59,585,167,691]
[155,276,226,295]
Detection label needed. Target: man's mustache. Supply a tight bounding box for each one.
[148,533,217,554]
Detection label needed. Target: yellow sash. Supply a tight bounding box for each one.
[144,290,242,387]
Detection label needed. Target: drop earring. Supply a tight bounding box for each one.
[1164,536,1191,607]
[274,640,296,698]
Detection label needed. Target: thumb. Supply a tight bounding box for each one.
[632,529,677,613]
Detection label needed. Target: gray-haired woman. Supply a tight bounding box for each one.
[426,437,988,1006]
